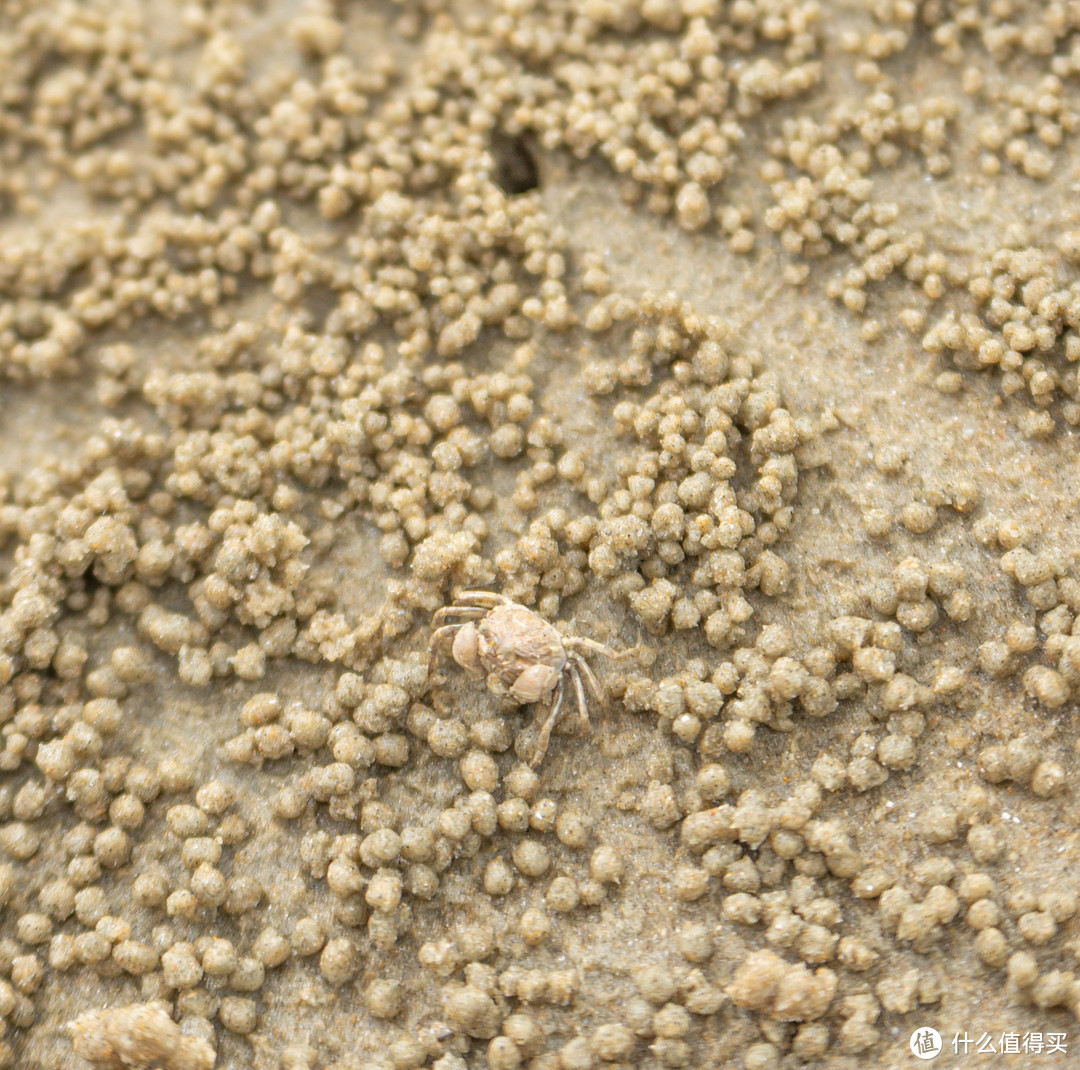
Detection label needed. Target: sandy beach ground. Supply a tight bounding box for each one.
[3,1,1080,1067]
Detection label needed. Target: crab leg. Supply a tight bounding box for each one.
[428,623,464,676]
[572,654,608,711]
[431,605,488,629]
[531,676,565,768]
[565,635,628,661]
[451,589,509,607]
[569,663,591,734]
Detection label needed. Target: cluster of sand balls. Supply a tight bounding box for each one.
[923,242,1080,425]
[68,1001,215,1070]
[450,0,824,232]
[0,0,1079,1068]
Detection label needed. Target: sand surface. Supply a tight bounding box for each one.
[3,1,1080,1067]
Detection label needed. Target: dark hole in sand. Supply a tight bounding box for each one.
[491,132,540,195]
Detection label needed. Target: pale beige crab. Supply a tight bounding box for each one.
[428,590,630,767]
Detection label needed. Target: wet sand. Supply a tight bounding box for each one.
[3,1,1080,1067]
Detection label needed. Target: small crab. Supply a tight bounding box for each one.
[429,590,630,767]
